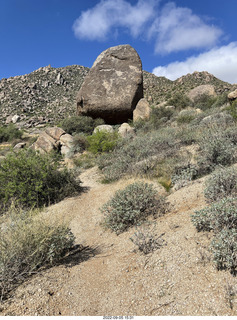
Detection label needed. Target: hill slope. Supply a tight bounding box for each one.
[1,65,235,127]
[1,168,237,316]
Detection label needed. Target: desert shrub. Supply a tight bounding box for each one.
[130,225,166,254]
[224,126,237,145]
[204,167,237,203]
[0,149,81,211]
[176,110,196,125]
[0,124,23,143]
[60,115,104,135]
[172,164,198,190]
[149,106,175,129]
[0,208,75,300]
[192,93,217,111]
[211,92,228,109]
[226,100,237,121]
[197,129,237,175]
[167,92,191,110]
[101,182,167,234]
[132,118,150,133]
[71,133,89,153]
[98,128,178,182]
[175,125,200,145]
[73,152,96,169]
[87,130,119,154]
[210,228,237,272]
[192,197,237,233]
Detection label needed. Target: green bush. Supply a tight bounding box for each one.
[60,115,104,135]
[87,130,119,154]
[98,128,178,182]
[192,195,237,273]
[210,228,237,272]
[211,92,228,109]
[172,164,198,190]
[0,149,81,211]
[192,197,237,233]
[0,124,23,143]
[167,93,191,110]
[204,167,237,202]
[149,106,175,129]
[73,152,96,169]
[197,129,237,175]
[176,110,196,125]
[226,100,237,121]
[0,208,75,300]
[192,93,217,111]
[71,133,89,153]
[175,126,201,145]
[101,181,168,234]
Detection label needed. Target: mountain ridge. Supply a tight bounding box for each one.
[0,65,236,127]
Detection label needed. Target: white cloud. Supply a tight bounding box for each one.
[152,42,237,84]
[72,0,156,41]
[149,2,223,53]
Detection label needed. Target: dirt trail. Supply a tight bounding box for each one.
[1,167,237,316]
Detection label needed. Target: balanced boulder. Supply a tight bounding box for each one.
[77,44,143,124]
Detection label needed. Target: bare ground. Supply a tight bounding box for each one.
[1,167,237,316]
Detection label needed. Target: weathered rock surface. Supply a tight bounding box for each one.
[133,98,151,122]
[93,125,114,134]
[32,127,74,157]
[77,45,143,124]
[118,123,135,138]
[187,84,216,102]
[0,65,89,126]
[45,127,65,140]
[228,89,237,100]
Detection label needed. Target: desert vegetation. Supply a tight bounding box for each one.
[0,206,75,300]
[1,64,237,315]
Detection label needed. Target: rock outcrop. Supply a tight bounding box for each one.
[32,127,74,158]
[133,98,151,122]
[0,65,89,126]
[228,89,237,100]
[187,84,216,102]
[77,45,143,124]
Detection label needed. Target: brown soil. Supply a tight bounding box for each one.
[1,167,237,316]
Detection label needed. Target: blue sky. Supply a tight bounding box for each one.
[1,0,237,83]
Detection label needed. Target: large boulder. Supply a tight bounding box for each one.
[187,84,216,102]
[77,44,143,124]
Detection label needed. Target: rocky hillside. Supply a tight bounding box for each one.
[0,65,89,128]
[143,70,235,105]
[0,64,236,128]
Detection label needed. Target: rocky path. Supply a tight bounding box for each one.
[1,168,237,316]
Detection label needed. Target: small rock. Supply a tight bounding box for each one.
[228,89,237,100]
[12,114,20,123]
[13,142,26,149]
[93,125,114,134]
[118,123,135,138]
